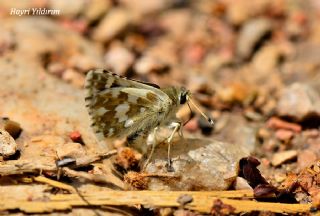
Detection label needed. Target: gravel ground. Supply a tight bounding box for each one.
[0,0,319,215]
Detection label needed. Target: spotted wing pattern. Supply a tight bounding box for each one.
[84,69,173,140]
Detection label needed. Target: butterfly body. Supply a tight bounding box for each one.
[84,69,188,143]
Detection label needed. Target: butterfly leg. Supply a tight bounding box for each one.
[166,122,181,172]
[142,127,158,171]
[178,124,184,139]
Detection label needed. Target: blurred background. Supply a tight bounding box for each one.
[0,0,320,194]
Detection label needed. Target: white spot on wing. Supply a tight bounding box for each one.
[140,107,146,113]
[115,103,130,122]
[115,103,130,114]
[108,128,114,136]
[122,88,150,98]
[105,76,115,88]
[118,116,128,122]
[112,90,120,97]
[95,107,108,116]
[124,119,134,127]
[127,95,138,103]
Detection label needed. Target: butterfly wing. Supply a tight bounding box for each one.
[85,69,162,94]
[85,69,172,140]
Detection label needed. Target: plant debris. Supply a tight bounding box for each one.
[0,0,320,215]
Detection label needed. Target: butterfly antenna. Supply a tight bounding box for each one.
[183,102,194,126]
[187,95,214,125]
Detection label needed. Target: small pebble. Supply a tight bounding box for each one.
[68,54,99,72]
[104,42,135,75]
[56,142,86,160]
[0,129,17,157]
[260,99,277,116]
[187,76,209,93]
[93,8,130,43]
[244,110,263,121]
[266,117,302,133]
[262,139,277,152]
[159,208,173,216]
[60,19,88,34]
[226,0,252,25]
[275,129,294,142]
[297,150,317,170]
[276,83,320,121]
[302,129,319,138]
[84,0,111,22]
[134,55,169,75]
[274,173,286,183]
[47,62,65,77]
[182,43,206,65]
[257,128,271,140]
[252,44,281,74]
[198,115,213,135]
[234,177,253,190]
[69,131,84,145]
[177,194,193,206]
[62,68,85,88]
[2,118,22,139]
[237,18,272,59]
[48,0,86,18]
[260,158,271,167]
[217,82,255,104]
[56,157,76,167]
[271,150,297,167]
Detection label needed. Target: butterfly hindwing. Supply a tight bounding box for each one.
[85,69,173,140]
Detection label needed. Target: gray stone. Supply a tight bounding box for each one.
[0,129,17,157]
[276,83,320,121]
[237,18,272,59]
[104,42,135,75]
[271,150,298,167]
[48,0,86,18]
[93,8,131,43]
[214,113,258,155]
[144,137,248,191]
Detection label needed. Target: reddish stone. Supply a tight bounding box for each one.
[69,131,84,144]
[183,43,206,65]
[297,150,317,170]
[266,117,302,133]
[60,19,88,34]
[275,129,294,141]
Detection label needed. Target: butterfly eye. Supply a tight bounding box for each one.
[179,92,188,104]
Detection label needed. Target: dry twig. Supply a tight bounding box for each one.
[0,190,312,214]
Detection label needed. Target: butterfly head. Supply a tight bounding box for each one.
[178,87,190,105]
[179,87,215,126]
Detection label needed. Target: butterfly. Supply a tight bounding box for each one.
[84,69,213,171]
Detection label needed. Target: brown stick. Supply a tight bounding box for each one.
[0,190,311,214]
[0,150,117,175]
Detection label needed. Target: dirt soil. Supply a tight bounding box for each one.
[0,0,320,215]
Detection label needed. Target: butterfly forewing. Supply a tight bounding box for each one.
[85,69,173,140]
